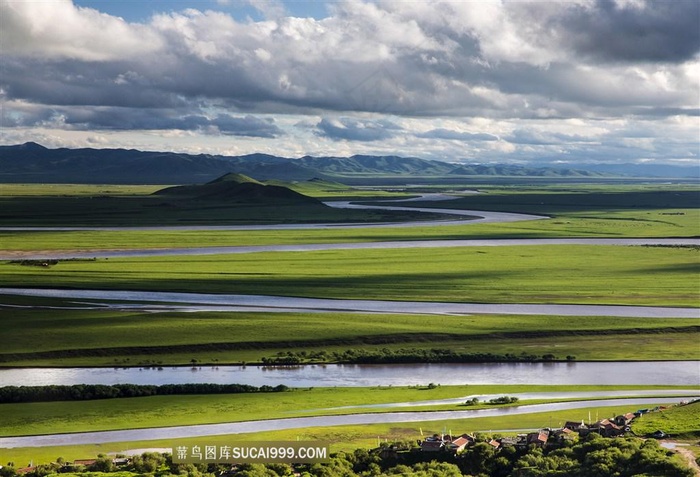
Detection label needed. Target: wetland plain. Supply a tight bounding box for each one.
[0,180,698,463]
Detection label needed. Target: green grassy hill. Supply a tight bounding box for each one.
[154,173,321,204]
[631,401,700,438]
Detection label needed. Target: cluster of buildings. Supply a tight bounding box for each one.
[419,411,644,453]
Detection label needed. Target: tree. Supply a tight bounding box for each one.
[0,466,17,477]
[233,463,279,477]
[461,442,496,475]
[266,463,294,476]
[89,455,114,473]
[131,452,166,473]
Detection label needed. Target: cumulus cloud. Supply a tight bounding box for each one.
[507,129,601,146]
[416,128,499,142]
[0,0,163,61]
[2,0,697,117]
[0,0,698,165]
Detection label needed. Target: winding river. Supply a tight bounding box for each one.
[0,198,545,234]
[0,195,697,259]
[0,195,698,447]
[1,288,698,318]
[0,396,697,448]
[2,237,699,260]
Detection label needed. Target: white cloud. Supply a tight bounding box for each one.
[0,0,163,61]
[0,0,698,165]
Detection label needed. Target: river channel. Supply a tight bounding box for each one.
[0,199,545,233]
[2,237,699,260]
[1,197,699,448]
[1,361,698,387]
[0,397,697,448]
[2,288,699,318]
[1,199,698,389]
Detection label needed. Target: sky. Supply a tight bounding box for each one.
[1,0,699,165]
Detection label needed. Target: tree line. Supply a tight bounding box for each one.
[2,433,693,477]
[261,348,574,365]
[0,383,289,403]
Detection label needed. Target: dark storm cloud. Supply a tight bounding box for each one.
[315,117,402,142]
[555,0,700,63]
[627,107,700,118]
[208,114,284,137]
[7,104,284,138]
[80,110,283,137]
[1,58,187,108]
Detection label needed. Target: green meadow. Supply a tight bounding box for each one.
[2,385,696,438]
[1,182,698,366]
[3,203,698,254]
[0,197,440,227]
[2,245,698,306]
[631,401,700,438]
[0,399,691,464]
[1,306,698,365]
[0,181,698,459]
[0,183,698,254]
[0,181,429,227]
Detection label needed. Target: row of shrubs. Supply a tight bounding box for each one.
[465,396,520,406]
[261,348,575,365]
[0,383,289,403]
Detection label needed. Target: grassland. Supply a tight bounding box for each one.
[1,305,698,365]
[0,182,426,227]
[0,181,698,457]
[2,384,697,437]
[1,182,698,366]
[2,245,698,306]
[631,401,700,438]
[2,204,697,255]
[0,183,698,255]
[1,243,698,365]
[0,196,442,227]
[0,400,691,464]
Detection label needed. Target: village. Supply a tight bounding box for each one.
[3,399,696,477]
[418,404,679,455]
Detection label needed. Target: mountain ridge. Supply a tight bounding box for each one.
[0,143,696,184]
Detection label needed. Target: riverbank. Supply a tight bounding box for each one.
[2,396,697,449]
[2,384,699,438]
[2,402,696,467]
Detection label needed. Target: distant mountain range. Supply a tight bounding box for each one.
[0,142,696,184]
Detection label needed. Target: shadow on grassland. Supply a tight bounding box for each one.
[0,269,510,298]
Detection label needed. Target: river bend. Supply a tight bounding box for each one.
[0,397,696,448]
[1,288,698,318]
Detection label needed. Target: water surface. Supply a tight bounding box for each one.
[2,361,698,387]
